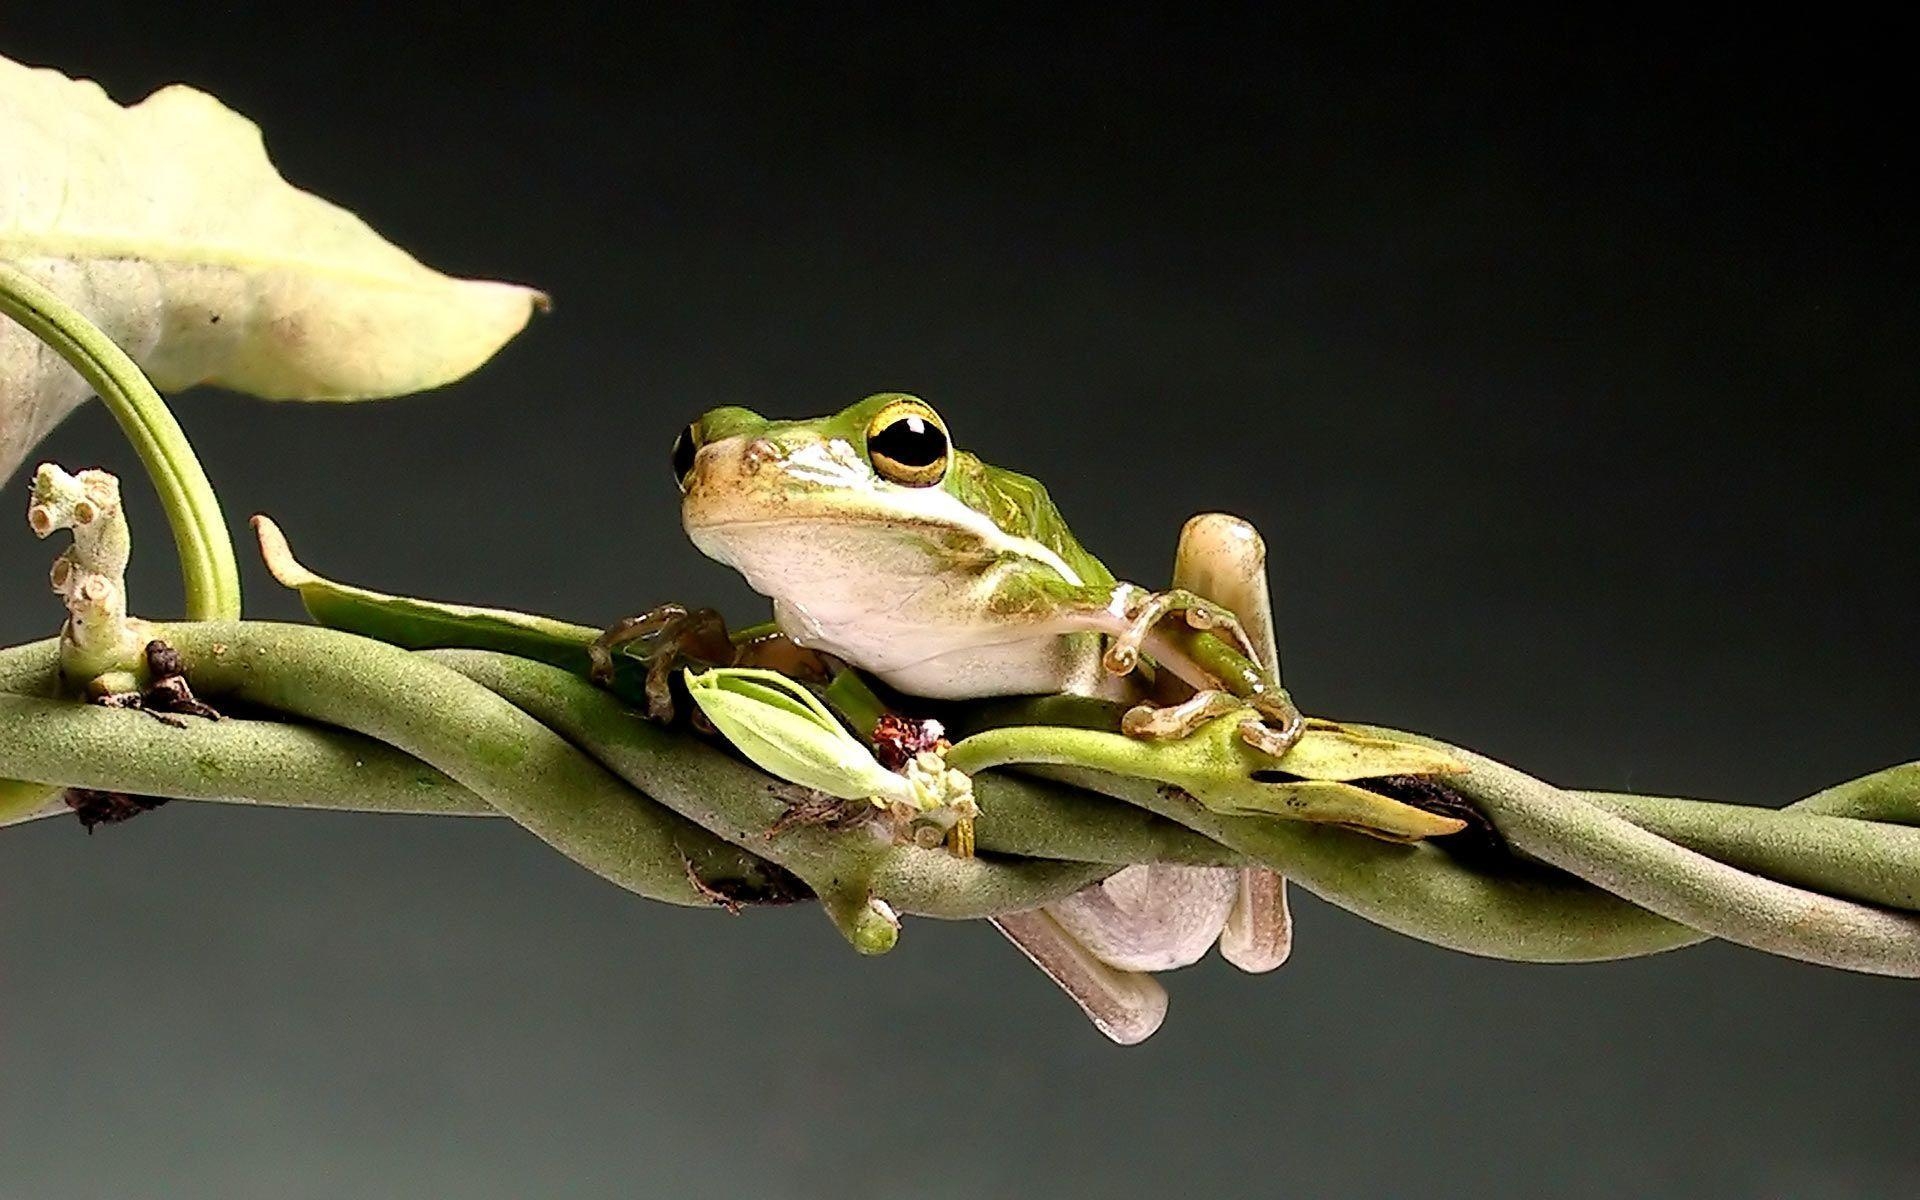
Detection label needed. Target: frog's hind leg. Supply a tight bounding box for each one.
[1009,845,1248,1041]
[1044,863,1239,972]
[991,910,1170,1045]
[1221,864,1291,972]
[1169,513,1294,973]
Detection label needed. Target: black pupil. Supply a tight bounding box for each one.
[670,424,698,483]
[870,414,947,469]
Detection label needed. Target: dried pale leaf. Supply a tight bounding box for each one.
[0,55,545,478]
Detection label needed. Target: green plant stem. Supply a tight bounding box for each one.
[956,720,1920,972]
[995,759,1704,964]
[1377,726,1920,976]
[0,637,1228,871]
[0,637,486,827]
[422,649,1112,922]
[0,633,1736,962]
[0,262,240,620]
[0,626,794,907]
[0,691,490,823]
[949,718,1920,917]
[1576,791,1920,910]
[1793,763,1920,823]
[1,264,242,810]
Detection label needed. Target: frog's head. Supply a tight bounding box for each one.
[675,392,952,505]
[672,393,1062,607]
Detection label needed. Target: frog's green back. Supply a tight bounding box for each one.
[946,452,1115,590]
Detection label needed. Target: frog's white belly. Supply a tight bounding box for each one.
[773,596,1118,699]
[695,516,1123,700]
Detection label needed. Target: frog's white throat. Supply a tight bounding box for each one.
[687,509,1114,698]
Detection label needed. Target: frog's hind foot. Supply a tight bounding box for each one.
[587,604,733,721]
[1102,587,1262,676]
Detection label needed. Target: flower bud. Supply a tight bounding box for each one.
[684,668,912,804]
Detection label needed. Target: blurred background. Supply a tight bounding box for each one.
[2,6,1916,1197]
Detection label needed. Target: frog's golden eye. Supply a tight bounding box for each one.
[670,422,700,493]
[866,401,951,487]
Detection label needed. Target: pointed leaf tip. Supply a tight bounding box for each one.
[251,514,320,590]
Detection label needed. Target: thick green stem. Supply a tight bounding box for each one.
[0,637,1227,873]
[1040,758,1920,973]
[0,635,1715,960]
[0,637,486,826]
[1393,729,1920,976]
[422,649,1112,922]
[949,720,1920,918]
[0,262,239,620]
[1577,791,1920,910]
[1793,763,1920,823]
[0,690,490,823]
[15,623,795,907]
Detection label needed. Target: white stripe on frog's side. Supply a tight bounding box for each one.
[820,440,1088,588]
[686,437,1085,587]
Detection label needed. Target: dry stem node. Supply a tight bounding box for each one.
[29,463,148,689]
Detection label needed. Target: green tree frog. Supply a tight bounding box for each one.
[649,392,1307,1043]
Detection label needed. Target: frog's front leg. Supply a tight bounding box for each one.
[1049,569,1305,760]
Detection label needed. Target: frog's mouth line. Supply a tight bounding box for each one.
[685,514,958,533]
[684,474,1088,587]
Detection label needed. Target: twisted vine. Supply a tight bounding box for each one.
[6,623,1920,973]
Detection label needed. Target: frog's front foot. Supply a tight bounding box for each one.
[1102,587,1259,675]
[587,604,733,720]
[1235,699,1307,760]
[1122,689,1307,762]
[1099,586,1308,760]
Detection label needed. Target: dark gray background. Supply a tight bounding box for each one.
[3,7,1917,1197]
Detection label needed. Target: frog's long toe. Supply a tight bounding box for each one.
[1120,689,1244,740]
[1237,705,1307,759]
